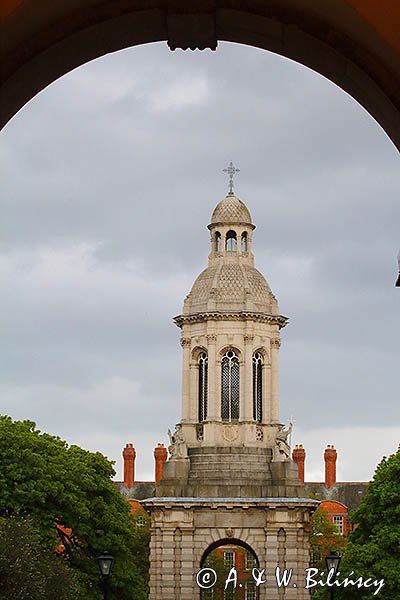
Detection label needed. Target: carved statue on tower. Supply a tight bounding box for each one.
[167,424,187,460]
[274,421,293,460]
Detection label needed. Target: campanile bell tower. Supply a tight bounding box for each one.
[175,188,287,454]
[144,168,318,599]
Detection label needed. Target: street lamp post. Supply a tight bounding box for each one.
[325,551,342,600]
[97,551,114,600]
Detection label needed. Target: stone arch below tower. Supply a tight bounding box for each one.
[144,497,317,600]
[200,536,260,567]
[200,538,260,600]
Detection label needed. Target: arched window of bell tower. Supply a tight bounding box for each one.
[215,231,221,252]
[253,352,263,423]
[226,230,237,253]
[198,352,208,423]
[221,350,240,421]
[241,231,247,252]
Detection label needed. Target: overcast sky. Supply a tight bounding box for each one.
[1,41,399,484]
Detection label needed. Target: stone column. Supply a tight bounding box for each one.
[180,525,195,598]
[206,334,217,420]
[265,361,272,423]
[270,337,280,424]
[149,519,163,600]
[160,527,176,600]
[189,359,198,421]
[181,336,191,422]
[264,525,282,600]
[243,334,254,421]
[284,527,299,599]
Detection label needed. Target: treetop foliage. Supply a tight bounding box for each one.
[0,416,149,599]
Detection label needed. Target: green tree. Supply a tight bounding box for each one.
[0,416,149,599]
[309,507,347,600]
[202,550,230,600]
[0,514,80,600]
[310,506,347,571]
[334,448,400,599]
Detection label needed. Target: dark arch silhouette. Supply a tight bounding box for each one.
[1,1,400,149]
[200,537,259,567]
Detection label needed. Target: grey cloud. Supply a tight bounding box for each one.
[1,40,399,481]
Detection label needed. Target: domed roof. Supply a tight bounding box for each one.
[185,262,276,314]
[210,193,253,226]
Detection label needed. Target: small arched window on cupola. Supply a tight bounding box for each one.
[241,232,248,252]
[198,352,208,422]
[221,350,240,421]
[226,230,237,252]
[252,352,263,423]
[215,231,222,252]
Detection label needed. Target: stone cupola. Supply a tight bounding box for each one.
[182,193,279,315]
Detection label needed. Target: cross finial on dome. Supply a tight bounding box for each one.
[223,161,240,195]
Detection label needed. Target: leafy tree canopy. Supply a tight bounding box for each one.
[0,416,149,599]
[311,448,400,600]
[0,514,80,600]
[335,447,400,599]
[310,506,347,568]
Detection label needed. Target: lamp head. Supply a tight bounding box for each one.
[97,551,114,577]
[325,551,342,576]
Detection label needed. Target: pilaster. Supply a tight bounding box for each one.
[180,336,191,422]
[270,337,280,424]
[243,333,254,421]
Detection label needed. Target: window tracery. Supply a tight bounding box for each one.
[221,350,240,421]
[252,352,263,423]
[198,352,208,422]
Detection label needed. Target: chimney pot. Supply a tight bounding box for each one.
[292,444,306,483]
[324,445,337,488]
[154,443,168,485]
[123,443,136,488]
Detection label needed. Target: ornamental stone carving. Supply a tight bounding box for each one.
[174,312,288,328]
[222,424,239,442]
[244,334,254,343]
[196,424,204,441]
[206,334,217,344]
[180,337,191,348]
[167,424,188,459]
[274,422,293,461]
[256,425,264,442]
[270,338,281,349]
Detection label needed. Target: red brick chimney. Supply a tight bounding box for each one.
[123,443,136,488]
[292,444,306,483]
[154,443,168,485]
[324,445,337,488]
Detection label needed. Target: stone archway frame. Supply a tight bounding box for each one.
[200,535,260,567]
[143,495,319,600]
[1,1,400,150]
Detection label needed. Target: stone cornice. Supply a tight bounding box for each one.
[142,497,319,510]
[174,311,288,330]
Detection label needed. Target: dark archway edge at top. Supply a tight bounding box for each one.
[0,1,399,150]
[200,537,260,566]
